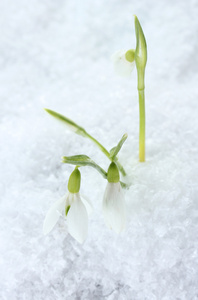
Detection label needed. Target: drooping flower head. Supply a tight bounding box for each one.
[43,168,91,244]
[111,49,135,77]
[103,162,126,233]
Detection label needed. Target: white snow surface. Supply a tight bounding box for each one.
[1,0,198,299]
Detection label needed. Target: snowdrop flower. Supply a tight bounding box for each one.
[103,162,126,233]
[111,49,135,77]
[43,168,92,244]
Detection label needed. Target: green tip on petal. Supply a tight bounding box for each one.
[68,168,81,193]
[125,49,135,63]
[107,162,120,183]
[65,205,71,216]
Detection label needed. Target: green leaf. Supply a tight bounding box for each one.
[134,15,147,71]
[109,147,116,158]
[44,108,127,176]
[62,155,107,179]
[44,108,87,137]
[120,181,130,190]
[109,133,128,160]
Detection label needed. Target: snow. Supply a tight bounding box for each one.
[1,0,198,299]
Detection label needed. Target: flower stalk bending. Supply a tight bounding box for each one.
[111,16,147,162]
[44,108,126,176]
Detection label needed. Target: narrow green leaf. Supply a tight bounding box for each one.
[63,154,90,164]
[62,155,107,179]
[44,108,87,137]
[120,181,130,190]
[44,108,127,176]
[109,147,116,158]
[44,108,127,177]
[110,133,128,160]
[134,15,147,71]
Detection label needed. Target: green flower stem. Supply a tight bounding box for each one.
[62,154,108,179]
[44,108,127,175]
[138,87,145,162]
[85,132,126,176]
[134,15,147,162]
[137,66,146,162]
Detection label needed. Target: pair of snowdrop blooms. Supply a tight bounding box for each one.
[43,49,134,243]
[43,162,126,244]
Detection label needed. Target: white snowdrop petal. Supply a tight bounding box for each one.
[67,193,88,243]
[43,194,66,235]
[111,50,126,62]
[103,182,126,234]
[81,194,93,215]
[111,50,135,77]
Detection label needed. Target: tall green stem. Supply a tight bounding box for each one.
[138,88,145,162]
[137,68,146,162]
[134,15,147,162]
